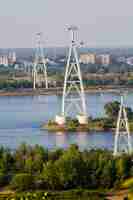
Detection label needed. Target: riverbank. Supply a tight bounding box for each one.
[0,85,133,96]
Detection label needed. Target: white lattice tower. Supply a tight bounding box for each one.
[33,32,48,89]
[113,95,132,156]
[62,26,86,117]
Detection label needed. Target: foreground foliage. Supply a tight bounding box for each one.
[0,144,132,194]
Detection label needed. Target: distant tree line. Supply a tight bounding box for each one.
[1,63,133,89]
[0,80,33,90]
[80,63,133,74]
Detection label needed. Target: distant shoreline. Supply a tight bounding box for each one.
[0,85,132,96]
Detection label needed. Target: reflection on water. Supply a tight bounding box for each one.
[0,93,132,150]
[77,132,88,148]
[55,132,67,148]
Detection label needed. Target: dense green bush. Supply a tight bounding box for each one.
[40,145,133,190]
[0,172,7,186]
[102,118,114,129]
[10,173,34,191]
[66,119,79,131]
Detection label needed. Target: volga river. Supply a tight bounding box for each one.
[0,92,133,150]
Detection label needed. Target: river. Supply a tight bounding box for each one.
[0,92,133,150]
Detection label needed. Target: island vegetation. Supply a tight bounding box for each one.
[0,144,132,199]
[44,100,133,132]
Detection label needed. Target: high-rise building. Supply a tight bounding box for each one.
[126,57,133,66]
[8,51,16,64]
[96,54,111,65]
[0,55,8,66]
[79,53,96,64]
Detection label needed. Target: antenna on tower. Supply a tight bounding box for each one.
[113,92,132,156]
[55,25,87,125]
[32,32,48,89]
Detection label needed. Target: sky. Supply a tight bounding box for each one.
[0,0,133,48]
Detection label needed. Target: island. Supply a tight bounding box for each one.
[42,101,133,132]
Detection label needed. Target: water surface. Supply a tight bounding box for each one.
[0,92,132,150]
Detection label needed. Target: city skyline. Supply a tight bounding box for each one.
[0,0,133,47]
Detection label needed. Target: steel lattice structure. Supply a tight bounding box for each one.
[62,26,86,116]
[33,32,48,89]
[114,95,132,156]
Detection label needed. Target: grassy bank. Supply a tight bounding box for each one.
[0,189,106,200]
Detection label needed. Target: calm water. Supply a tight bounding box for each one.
[0,92,133,150]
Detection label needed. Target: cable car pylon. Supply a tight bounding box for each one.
[55,26,87,125]
[32,32,48,89]
[113,94,132,156]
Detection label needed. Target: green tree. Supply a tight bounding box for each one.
[104,101,120,119]
[55,145,86,189]
[116,156,132,180]
[104,101,133,120]
[0,149,14,173]
[100,160,116,188]
[41,161,60,190]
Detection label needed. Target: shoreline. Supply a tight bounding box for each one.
[42,120,116,133]
[42,124,116,133]
[43,114,133,132]
[0,85,133,96]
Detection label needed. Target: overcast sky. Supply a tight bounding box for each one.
[0,0,133,48]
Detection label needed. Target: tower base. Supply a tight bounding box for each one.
[55,115,65,125]
[77,114,88,125]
